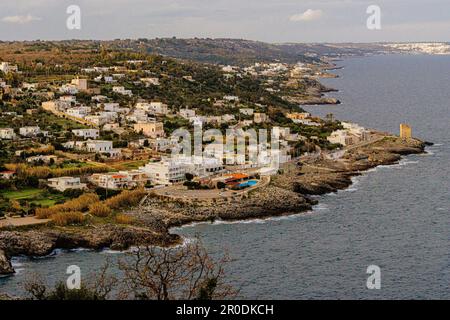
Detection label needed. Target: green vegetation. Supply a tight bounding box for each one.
[0,188,67,208]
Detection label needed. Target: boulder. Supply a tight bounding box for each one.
[0,249,14,275]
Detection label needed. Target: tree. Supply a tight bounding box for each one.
[118,240,237,300]
[217,182,227,190]
[185,173,194,182]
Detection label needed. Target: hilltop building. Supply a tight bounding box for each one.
[400,124,412,139]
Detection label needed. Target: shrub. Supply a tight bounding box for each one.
[88,202,112,218]
[63,188,85,199]
[217,182,226,190]
[104,189,146,210]
[4,163,109,180]
[94,187,121,201]
[51,211,85,226]
[36,193,100,219]
[115,214,134,225]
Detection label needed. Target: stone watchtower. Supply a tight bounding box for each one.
[400,123,412,139]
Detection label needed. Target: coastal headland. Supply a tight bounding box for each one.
[0,134,427,275]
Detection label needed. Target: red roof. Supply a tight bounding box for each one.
[112,175,127,179]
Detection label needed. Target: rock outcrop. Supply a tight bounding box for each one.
[0,249,14,275]
[0,225,180,275]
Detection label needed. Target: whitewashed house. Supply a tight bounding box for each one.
[112,86,132,96]
[0,62,18,74]
[140,158,187,185]
[0,128,16,140]
[47,177,87,192]
[179,108,196,119]
[19,126,47,137]
[64,140,121,158]
[239,108,254,116]
[85,115,109,126]
[89,170,148,190]
[72,129,100,139]
[66,106,91,119]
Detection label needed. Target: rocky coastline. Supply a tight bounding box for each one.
[0,135,427,275]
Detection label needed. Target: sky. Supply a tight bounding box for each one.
[0,0,449,43]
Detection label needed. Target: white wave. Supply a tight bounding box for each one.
[13,268,25,275]
[68,248,92,253]
[366,167,378,173]
[11,261,24,268]
[100,249,124,255]
[399,160,419,166]
[172,211,315,231]
[313,203,329,212]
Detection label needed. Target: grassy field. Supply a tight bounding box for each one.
[1,188,43,200]
[1,188,67,207]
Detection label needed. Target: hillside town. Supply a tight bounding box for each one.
[0,43,365,223]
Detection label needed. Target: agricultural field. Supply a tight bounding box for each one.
[0,188,67,208]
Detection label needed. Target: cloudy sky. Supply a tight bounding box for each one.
[0,0,449,43]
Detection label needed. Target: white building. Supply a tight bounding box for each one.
[26,155,57,164]
[222,114,235,123]
[59,95,77,103]
[327,123,370,147]
[139,156,224,186]
[47,177,87,192]
[0,62,18,74]
[126,109,149,123]
[72,129,100,139]
[100,103,120,112]
[223,95,240,103]
[22,82,38,91]
[140,158,187,185]
[327,130,357,146]
[19,126,46,137]
[179,108,196,119]
[112,86,133,96]
[189,116,204,127]
[90,171,148,190]
[239,108,254,116]
[71,78,88,91]
[85,115,109,126]
[64,140,121,158]
[341,122,370,141]
[136,102,169,115]
[66,106,91,119]
[42,100,71,113]
[60,84,79,95]
[0,128,16,140]
[140,78,160,86]
[150,138,174,152]
[97,111,118,122]
[254,113,268,124]
[91,95,107,102]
